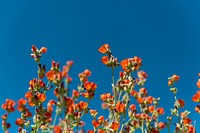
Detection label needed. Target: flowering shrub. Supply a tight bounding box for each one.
[1,44,198,133]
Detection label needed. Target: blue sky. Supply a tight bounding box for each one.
[1,0,200,132]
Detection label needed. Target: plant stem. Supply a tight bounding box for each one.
[111,67,116,105]
[50,111,58,133]
[174,95,177,102]
[76,124,79,133]
[34,106,39,133]
[119,124,124,133]
[167,124,171,133]
[53,112,58,126]
[141,121,144,133]
[118,90,122,101]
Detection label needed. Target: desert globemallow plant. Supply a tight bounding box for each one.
[1,44,197,133]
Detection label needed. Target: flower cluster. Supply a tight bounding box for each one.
[0,44,198,133]
[167,75,195,133]
[99,44,119,68]
[1,45,99,133]
[86,44,166,133]
[192,73,200,115]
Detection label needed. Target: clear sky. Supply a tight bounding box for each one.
[1,0,200,132]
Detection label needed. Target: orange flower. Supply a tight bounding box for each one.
[120,57,142,72]
[192,90,200,102]
[116,101,125,113]
[110,122,120,131]
[62,67,68,77]
[98,44,110,54]
[47,100,56,106]
[156,108,164,115]
[100,93,113,101]
[101,55,118,67]
[148,105,155,113]
[25,110,32,117]
[36,93,46,103]
[88,130,95,133]
[92,120,100,128]
[180,111,189,119]
[31,45,37,52]
[84,82,97,92]
[168,79,173,86]
[79,121,85,127]
[188,124,196,132]
[120,79,130,85]
[157,122,165,129]
[1,99,16,112]
[130,90,139,98]
[90,109,98,117]
[1,113,8,120]
[46,70,63,82]
[139,88,148,96]
[17,98,27,112]
[66,60,74,67]
[140,113,150,121]
[72,90,79,98]
[132,56,142,68]
[78,69,91,83]
[197,79,200,88]
[68,105,74,115]
[171,74,179,81]
[44,111,52,119]
[82,92,89,99]
[195,105,200,113]
[98,116,104,123]
[29,79,36,88]
[137,97,144,104]
[47,100,56,113]
[29,79,45,90]
[66,77,72,83]
[129,104,136,111]
[177,99,185,108]
[83,69,91,77]
[54,88,59,97]
[39,47,47,54]
[98,129,106,133]
[146,96,154,104]
[28,100,35,106]
[77,101,88,111]
[135,114,141,119]
[64,97,74,107]
[168,74,179,86]
[46,70,56,81]
[54,125,62,133]
[131,120,140,128]
[137,70,148,80]
[101,56,109,65]
[119,71,124,78]
[101,103,108,109]
[150,129,159,133]
[17,98,26,105]
[15,118,24,126]
[183,117,192,125]
[25,91,34,99]
[120,58,129,68]
[51,60,58,68]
